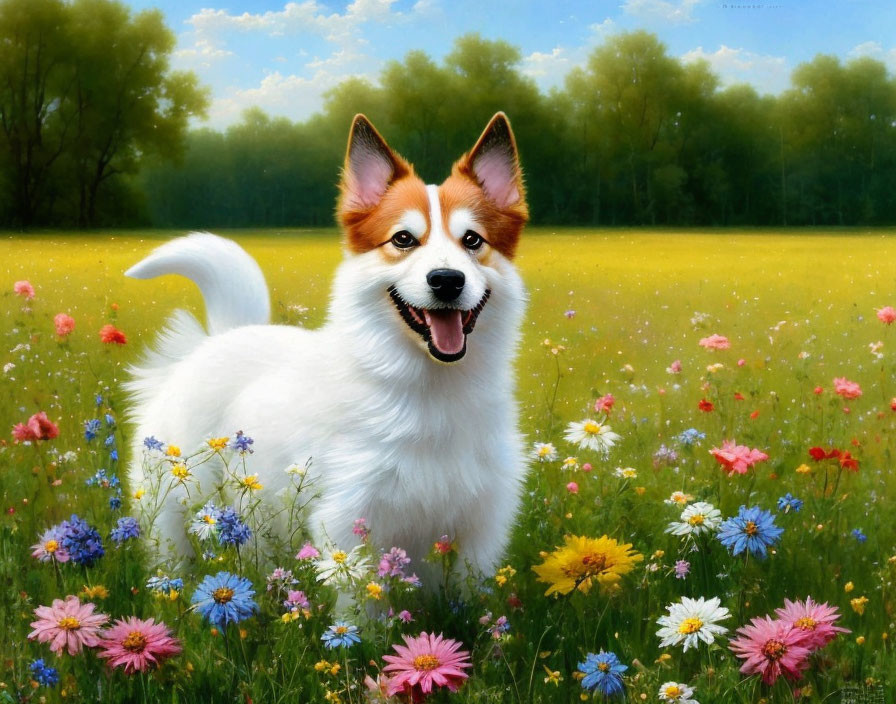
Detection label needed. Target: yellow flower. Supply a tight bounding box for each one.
[240,474,263,491]
[634,486,646,496]
[562,457,579,470]
[494,565,516,588]
[795,463,812,474]
[314,660,331,672]
[166,445,181,457]
[533,534,644,596]
[366,582,383,600]
[851,596,869,615]
[543,666,562,686]
[80,584,109,599]
[207,437,229,450]
[844,581,855,593]
[329,664,341,676]
[133,488,145,500]
[171,464,190,482]
[856,635,866,645]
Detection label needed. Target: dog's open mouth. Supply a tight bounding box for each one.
[388,286,490,362]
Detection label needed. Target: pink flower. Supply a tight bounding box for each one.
[593,394,615,415]
[833,377,862,400]
[31,527,70,563]
[774,597,849,651]
[14,280,35,299]
[28,595,109,655]
[97,617,181,674]
[295,542,320,560]
[12,412,59,442]
[382,632,472,700]
[710,440,769,475]
[667,359,682,373]
[729,616,812,685]
[737,358,746,367]
[398,610,413,623]
[566,481,579,494]
[877,306,896,324]
[99,324,127,345]
[699,334,730,350]
[54,313,75,337]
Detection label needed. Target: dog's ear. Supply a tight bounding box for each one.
[456,113,526,211]
[339,115,411,213]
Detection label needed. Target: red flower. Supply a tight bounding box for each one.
[813,386,823,395]
[99,324,127,345]
[749,410,760,420]
[593,393,615,415]
[11,412,58,442]
[734,392,745,401]
[808,447,838,462]
[838,452,859,472]
[698,399,714,413]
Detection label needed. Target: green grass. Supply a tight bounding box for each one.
[2,228,896,703]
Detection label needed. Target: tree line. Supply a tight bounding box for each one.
[2,0,895,228]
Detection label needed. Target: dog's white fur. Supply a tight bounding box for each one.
[125,115,528,577]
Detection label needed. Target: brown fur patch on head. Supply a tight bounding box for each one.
[340,175,430,254]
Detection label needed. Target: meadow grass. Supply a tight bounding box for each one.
[2,227,896,703]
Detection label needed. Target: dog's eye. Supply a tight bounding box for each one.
[391,231,418,249]
[462,231,484,251]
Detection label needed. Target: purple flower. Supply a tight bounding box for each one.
[283,590,309,611]
[217,506,251,547]
[674,560,690,579]
[378,547,411,578]
[110,516,140,544]
[230,430,254,454]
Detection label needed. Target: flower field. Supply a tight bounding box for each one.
[2,228,896,703]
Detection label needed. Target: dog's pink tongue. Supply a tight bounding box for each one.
[424,309,465,355]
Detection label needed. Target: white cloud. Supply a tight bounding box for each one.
[849,40,896,70]
[682,45,789,94]
[589,18,616,38]
[521,47,572,89]
[174,38,233,67]
[622,0,702,25]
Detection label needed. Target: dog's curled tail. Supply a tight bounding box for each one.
[125,232,270,334]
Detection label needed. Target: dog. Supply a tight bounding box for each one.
[125,113,529,580]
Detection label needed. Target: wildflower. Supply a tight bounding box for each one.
[776,494,803,514]
[382,632,472,699]
[207,436,229,450]
[230,430,254,454]
[165,444,181,458]
[666,502,723,538]
[562,456,579,471]
[533,534,643,596]
[698,334,730,350]
[54,313,75,337]
[532,442,558,462]
[717,506,783,558]
[170,464,191,483]
[578,651,627,697]
[614,467,637,479]
[321,621,361,649]
[61,515,104,566]
[216,506,251,547]
[191,572,258,628]
[852,528,867,543]
[564,309,576,318]
[877,306,896,324]
[283,590,309,611]
[379,547,412,578]
[99,324,127,344]
[97,617,181,674]
[566,481,579,494]
[316,545,372,586]
[674,560,690,579]
[366,582,384,600]
[84,419,101,441]
[398,609,413,623]
[31,525,70,563]
[240,474,263,491]
[353,517,370,540]
[543,665,562,686]
[14,279,35,299]
[729,616,811,685]
[110,517,140,545]
[143,436,164,452]
[795,463,811,474]
[189,502,221,541]
[698,399,714,412]
[658,681,698,703]
[29,658,60,687]
[676,428,705,446]
[563,418,621,455]
[28,595,109,655]
[710,440,768,475]
[664,491,694,506]
[433,535,455,554]
[488,615,510,639]
[12,411,60,442]
[266,568,297,595]
[495,565,516,587]
[594,393,615,415]
[774,597,849,650]
[844,581,854,593]
[146,575,184,598]
[850,596,869,615]
[656,596,730,651]
[652,445,679,468]
[667,359,682,373]
[296,542,320,560]
[833,377,862,400]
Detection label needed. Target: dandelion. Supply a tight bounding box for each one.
[658,681,698,703]
[54,313,75,337]
[99,324,127,344]
[97,617,181,674]
[382,632,472,699]
[14,279,35,299]
[717,506,783,558]
[710,440,768,475]
[28,595,109,655]
[656,596,730,651]
[729,615,811,685]
[321,621,361,649]
[532,442,558,462]
[563,418,620,454]
[774,597,849,650]
[833,377,862,399]
[110,517,140,544]
[698,334,730,350]
[191,572,258,628]
[533,534,643,596]
[877,306,896,324]
[240,474,263,491]
[776,494,803,513]
[578,651,627,697]
[666,502,723,538]
[316,545,372,586]
[31,525,70,563]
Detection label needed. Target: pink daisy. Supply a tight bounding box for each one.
[31,527,70,563]
[97,617,182,674]
[774,597,849,651]
[710,440,769,475]
[699,334,730,350]
[28,595,108,655]
[833,377,862,400]
[729,616,811,685]
[14,280,35,299]
[382,632,472,701]
[54,313,76,337]
[877,306,896,324]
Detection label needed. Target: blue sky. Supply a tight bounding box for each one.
[128,0,896,128]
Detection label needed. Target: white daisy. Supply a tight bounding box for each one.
[665,502,722,537]
[532,442,558,462]
[563,417,620,455]
[614,466,638,479]
[315,545,372,586]
[656,596,730,651]
[188,501,221,541]
[658,681,698,703]
[561,456,579,471]
[664,491,694,506]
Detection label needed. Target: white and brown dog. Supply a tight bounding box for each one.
[125,113,529,578]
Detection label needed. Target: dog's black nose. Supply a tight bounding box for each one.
[427,269,465,302]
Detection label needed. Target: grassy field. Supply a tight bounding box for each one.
[2,228,896,703]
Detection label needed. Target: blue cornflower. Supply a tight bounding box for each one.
[104,434,116,448]
[143,436,164,452]
[776,493,803,514]
[29,659,59,687]
[84,419,101,441]
[321,621,361,649]
[104,413,115,427]
[85,469,119,489]
[579,651,627,697]
[147,574,184,596]
[852,528,868,543]
[676,428,706,446]
[230,430,254,454]
[95,394,104,406]
[192,571,258,628]
[60,515,104,567]
[110,449,118,462]
[110,516,140,544]
[109,490,122,510]
[717,505,783,559]
[217,506,251,547]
